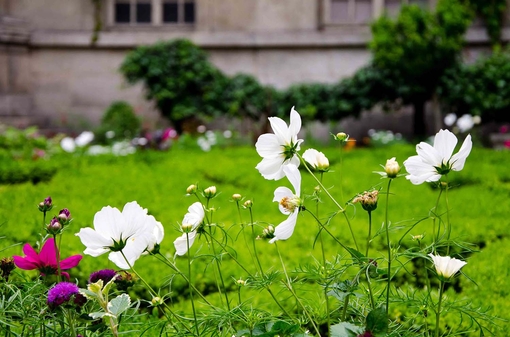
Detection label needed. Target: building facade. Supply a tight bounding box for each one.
[0,0,507,133]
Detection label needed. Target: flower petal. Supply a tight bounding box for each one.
[60,254,83,270]
[288,107,302,143]
[450,134,472,171]
[268,116,290,145]
[39,238,57,266]
[76,227,112,257]
[416,142,442,167]
[256,156,286,180]
[93,206,126,241]
[256,134,283,158]
[283,164,301,196]
[12,254,38,270]
[434,129,458,160]
[269,211,299,243]
[174,231,197,256]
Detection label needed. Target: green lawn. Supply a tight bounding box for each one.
[1,144,508,335]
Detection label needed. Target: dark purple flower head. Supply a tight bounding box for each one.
[46,217,62,235]
[38,196,53,213]
[47,282,86,309]
[58,208,72,226]
[89,269,118,284]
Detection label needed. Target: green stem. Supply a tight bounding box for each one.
[444,177,451,255]
[306,209,351,253]
[205,226,230,310]
[433,188,444,246]
[342,294,350,321]
[317,172,331,334]
[53,235,61,283]
[298,153,359,251]
[275,243,322,337]
[186,233,199,336]
[249,208,264,273]
[365,267,376,310]
[435,281,445,337]
[385,178,393,316]
[366,211,372,257]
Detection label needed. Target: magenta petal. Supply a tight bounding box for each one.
[61,271,70,280]
[60,255,82,270]
[21,243,40,262]
[13,255,38,270]
[39,238,57,266]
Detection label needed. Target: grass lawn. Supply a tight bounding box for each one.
[1,143,508,335]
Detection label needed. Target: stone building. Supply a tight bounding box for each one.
[0,0,507,135]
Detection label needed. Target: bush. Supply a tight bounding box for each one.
[95,101,141,144]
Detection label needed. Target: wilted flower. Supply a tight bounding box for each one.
[173,202,205,256]
[89,269,118,284]
[75,201,162,269]
[48,282,86,309]
[255,107,303,180]
[403,129,472,185]
[270,165,302,243]
[13,238,82,280]
[352,190,379,212]
[302,148,329,171]
[0,257,15,281]
[428,253,467,279]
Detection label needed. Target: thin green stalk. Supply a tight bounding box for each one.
[342,294,350,321]
[365,267,376,310]
[119,251,193,336]
[433,188,444,245]
[366,211,372,257]
[317,172,331,334]
[274,243,321,337]
[52,235,61,283]
[435,281,445,337]
[249,208,264,273]
[64,309,77,337]
[186,233,199,336]
[298,153,359,251]
[385,178,393,315]
[444,177,452,255]
[305,209,351,253]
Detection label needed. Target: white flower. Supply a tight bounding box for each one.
[173,202,205,256]
[428,253,467,279]
[456,114,475,133]
[444,113,457,127]
[403,129,472,185]
[75,131,94,147]
[255,107,303,180]
[270,165,302,243]
[75,201,159,269]
[61,137,76,153]
[302,148,329,171]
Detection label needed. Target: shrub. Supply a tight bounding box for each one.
[95,101,141,144]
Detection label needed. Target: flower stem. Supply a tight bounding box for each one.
[317,173,331,334]
[433,188,444,246]
[366,211,372,257]
[53,235,61,282]
[205,226,231,311]
[186,233,199,336]
[435,281,445,337]
[444,177,452,255]
[385,178,393,316]
[274,242,321,337]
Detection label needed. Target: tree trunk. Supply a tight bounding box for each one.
[412,100,427,139]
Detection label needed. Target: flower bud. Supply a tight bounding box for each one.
[232,193,242,201]
[411,234,424,241]
[335,132,348,142]
[186,184,197,195]
[352,190,379,212]
[385,157,400,178]
[46,217,62,234]
[182,223,193,233]
[57,208,72,226]
[257,225,275,240]
[38,196,53,213]
[236,278,246,286]
[243,200,253,208]
[204,186,217,198]
[151,296,164,306]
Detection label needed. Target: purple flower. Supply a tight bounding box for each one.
[89,269,118,284]
[38,196,53,213]
[47,282,86,309]
[58,208,72,226]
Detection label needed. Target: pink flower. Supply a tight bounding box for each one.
[13,238,82,280]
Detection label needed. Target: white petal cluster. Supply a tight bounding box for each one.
[76,201,164,269]
[173,202,205,256]
[403,129,472,185]
[255,107,303,180]
[428,253,467,279]
[302,148,329,171]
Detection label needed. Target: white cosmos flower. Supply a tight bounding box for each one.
[255,107,303,180]
[403,129,472,185]
[270,165,302,243]
[75,201,159,269]
[302,148,329,171]
[173,202,205,256]
[75,131,94,147]
[456,114,475,133]
[428,253,467,279]
[443,113,457,127]
[61,137,76,153]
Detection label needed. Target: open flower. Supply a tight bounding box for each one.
[75,201,161,269]
[48,282,86,309]
[428,253,467,279]
[403,129,472,185]
[255,107,303,180]
[270,165,302,243]
[173,202,205,256]
[13,238,82,280]
[302,148,329,171]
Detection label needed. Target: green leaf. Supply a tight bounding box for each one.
[366,307,388,336]
[330,322,364,337]
[108,293,131,317]
[345,247,367,265]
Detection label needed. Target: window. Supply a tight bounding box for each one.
[109,0,195,26]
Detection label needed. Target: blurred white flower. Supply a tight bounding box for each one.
[223,130,232,138]
[456,114,475,133]
[444,113,457,127]
[404,129,472,185]
[60,137,76,153]
[255,107,303,180]
[197,125,206,133]
[87,145,109,156]
[197,137,211,151]
[429,253,467,279]
[75,131,94,147]
[302,148,329,171]
[105,130,116,139]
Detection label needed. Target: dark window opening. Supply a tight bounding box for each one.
[163,2,178,22]
[136,3,152,23]
[115,3,131,23]
[184,2,195,23]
